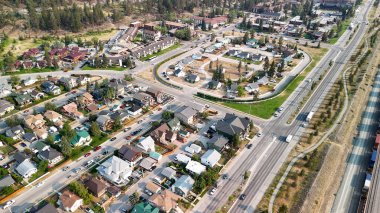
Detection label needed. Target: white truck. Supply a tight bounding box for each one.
[286,135,293,143]
[306,111,314,122]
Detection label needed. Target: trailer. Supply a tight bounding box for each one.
[375,133,380,150]
[369,150,377,168]
[306,111,314,122]
[362,173,372,193]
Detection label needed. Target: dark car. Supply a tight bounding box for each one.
[240,194,246,200]
[110,137,117,141]
[20,142,27,147]
[247,144,253,149]
[222,174,228,180]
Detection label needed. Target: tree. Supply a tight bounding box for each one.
[232,134,241,148]
[201,19,207,31]
[60,122,76,140]
[9,75,20,87]
[90,122,101,137]
[237,60,242,75]
[112,116,122,131]
[69,181,92,204]
[129,192,140,206]
[124,74,134,81]
[263,57,270,71]
[44,102,57,111]
[209,61,213,70]
[243,32,249,43]
[268,61,276,77]
[162,111,174,120]
[61,136,72,157]
[38,160,49,172]
[45,135,55,145]
[5,116,22,127]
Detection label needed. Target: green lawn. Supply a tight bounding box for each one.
[82,65,125,71]
[141,43,182,61]
[223,55,262,65]
[222,48,328,119]
[328,19,351,44]
[4,67,58,76]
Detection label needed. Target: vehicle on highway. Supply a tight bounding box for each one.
[274,112,279,117]
[222,174,228,180]
[110,137,117,141]
[247,144,253,149]
[286,135,293,143]
[278,107,284,112]
[62,166,70,171]
[94,146,102,151]
[2,200,15,209]
[210,187,216,195]
[102,150,109,155]
[85,160,94,167]
[36,181,45,187]
[124,127,131,132]
[84,207,95,213]
[240,194,246,200]
[256,132,262,137]
[126,135,132,140]
[120,207,128,213]
[137,120,143,124]
[84,152,91,157]
[306,111,314,122]
[73,168,82,173]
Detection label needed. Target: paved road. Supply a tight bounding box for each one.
[193,0,373,212]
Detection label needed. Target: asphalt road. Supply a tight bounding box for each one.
[193,1,373,212]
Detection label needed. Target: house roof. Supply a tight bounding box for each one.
[132,202,159,213]
[70,130,90,146]
[186,160,206,175]
[97,156,132,181]
[186,73,199,82]
[119,145,142,162]
[39,148,62,161]
[201,149,222,166]
[44,110,62,121]
[32,141,49,152]
[208,134,229,149]
[85,177,107,196]
[176,153,191,164]
[34,203,59,213]
[176,106,197,119]
[96,115,111,126]
[0,175,15,189]
[161,167,176,179]
[137,136,155,151]
[148,190,181,212]
[59,190,82,209]
[16,160,36,177]
[173,175,194,195]
[167,118,180,130]
[149,152,162,161]
[0,100,13,113]
[215,113,250,137]
[14,152,29,164]
[6,125,24,138]
[139,157,156,170]
[145,182,161,193]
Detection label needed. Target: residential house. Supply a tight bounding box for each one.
[150,123,177,144]
[257,76,269,86]
[78,92,94,108]
[145,182,161,194]
[23,132,38,142]
[23,77,37,86]
[175,106,197,125]
[128,104,143,116]
[192,16,228,28]
[107,186,121,198]
[148,190,181,213]
[142,29,162,41]
[70,130,92,146]
[59,77,78,90]
[174,68,185,77]
[38,148,63,166]
[251,53,263,61]
[31,141,50,153]
[41,81,61,95]
[208,80,222,90]
[44,110,63,128]
[58,190,83,212]
[215,113,251,138]
[149,152,162,161]
[175,153,191,164]
[246,38,258,47]
[14,152,30,164]
[167,118,181,131]
[201,149,221,167]
[0,175,15,190]
[139,157,157,171]
[110,111,129,123]
[237,52,250,59]
[185,73,200,83]
[186,160,206,175]
[226,82,239,97]
[161,167,176,180]
[84,177,107,197]
[133,92,154,107]
[30,89,45,101]
[207,134,229,151]
[97,156,133,185]
[245,82,260,93]
[34,203,59,213]
[24,114,46,130]
[16,160,37,178]
[192,53,202,60]
[118,145,143,166]
[14,94,33,106]
[109,79,132,96]
[35,128,48,139]
[135,136,155,153]
[132,202,159,213]
[0,100,14,116]
[172,175,194,196]
[5,125,24,140]
[96,115,112,131]
[76,75,90,85]
[62,102,83,119]
[145,87,164,104]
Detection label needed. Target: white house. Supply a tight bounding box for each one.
[135,136,156,153]
[172,175,195,196]
[97,156,133,185]
[23,77,37,86]
[245,82,260,93]
[59,190,83,212]
[174,68,186,77]
[186,160,206,175]
[175,106,198,125]
[175,153,191,164]
[16,160,37,178]
[189,144,202,154]
[201,149,221,167]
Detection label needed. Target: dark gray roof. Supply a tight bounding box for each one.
[208,134,229,149]
[23,132,37,142]
[186,73,199,82]
[14,152,29,164]
[33,203,59,213]
[0,175,15,189]
[39,148,62,161]
[215,113,250,137]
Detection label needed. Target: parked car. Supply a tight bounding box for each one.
[209,187,216,195]
[84,152,91,157]
[2,200,15,209]
[124,127,131,132]
[240,194,246,200]
[62,166,70,171]
[247,144,253,149]
[110,137,117,141]
[222,174,228,180]
[145,189,153,196]
[20,142,27,147]
[94,146,102,151]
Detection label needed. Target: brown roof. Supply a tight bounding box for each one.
[59,190,82,209]
[145,182,161,193]
[44,110,62,121]
[151,123,170,139]
[85,177,107,197]
[119,145,142,162]
[149,190,181,212]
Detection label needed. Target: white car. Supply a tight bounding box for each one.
[278,107,284,112]
[274,113,279,117]
[256,133,262,137]
[210,188,216,195]
[2,200,15,209]
[36,181,45,187]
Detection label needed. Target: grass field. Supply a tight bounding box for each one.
[4,67,58,76]
[223,55,262,65]
[82,65,125,71]
[141,43,182,61]
[328,19,351,44]
[222,48,328,119]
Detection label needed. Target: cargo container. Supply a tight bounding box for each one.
[369,150,377,168]
[306,111,314,122]
[362,173,372,193]
[286,135,293,143]
[375,134,380,150]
